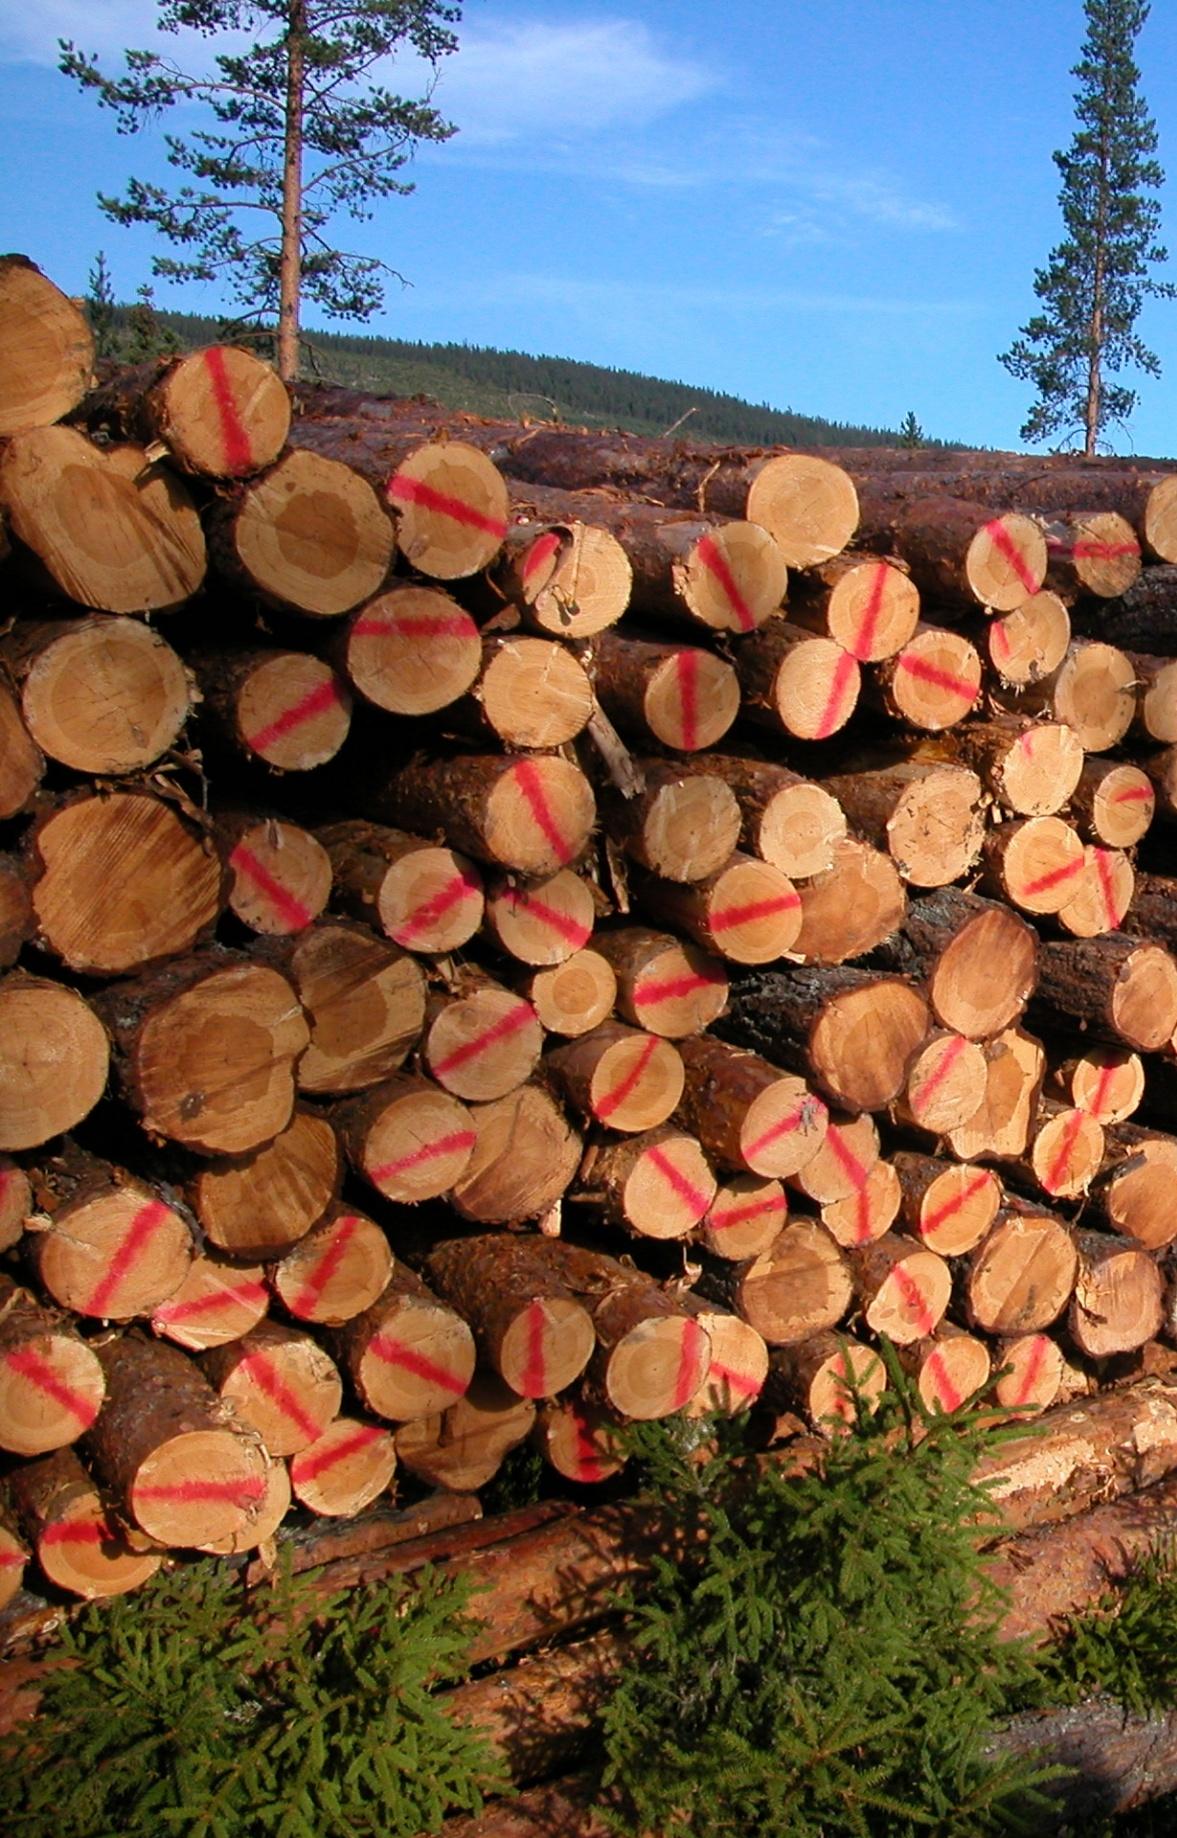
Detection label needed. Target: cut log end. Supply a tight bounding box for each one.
[193,1108,341,1260]
[451,1085,582,1225]
[238,655,352,771]
[0,975,109,1151]
[485,756,597,876]
[386,440,508,580]
[289,923,425,1097]
[858,1236,952,1346]
[1081,762,1156,849]
[599,1312,711,1421]
[501,1298,598,1399]
[1056,847,1134,939]
[929,904,1039,1041]
[1031,1107,1106,1199]
[679,522,788,633]
[344,586,481,716]
[736,1219,852,1345]
[987,591,1071,686]
[233,448,395,617]
[486,870,596,967]
[881,627,981,730]
[289,1418,397,1517]
[523,950,617,1037]
[511,520,632,638]
[986,817,1085,915]
[967,1211,1078,1336]
[0,256,94,434]
[347,1080,476,1205]
[425,989,543,1104]
[480,638,595,749]
[19,618,192,776]
[151,1256,269,1351]
[901,1032,988,1134]
[698,1174,788,1260]
[130,1427,268,1547]
[792,838,905,967]
[157,346,291,478]
[272,1209,394,1327]
[227,821,332,936]
[966,514,1048,611]
[810,979,930,1112]
[744,454,859,568]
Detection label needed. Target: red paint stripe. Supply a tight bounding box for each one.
[41,1520,110,1550]
[571,1407,606,1482]
[634,967,726,1008]
[203,347,253,474]
[522,529,562,583]
[889,1263,936,1337]
[387,472,508,540]
[853,1187,874,1246]
[246,676,343,754]
[498,886,590,949]
[1042,1109,1089,1196]
[813,647,858,739]
[350,613,476,640]
[229,841,313,930]
[706,1358,761,1401]
[136,1476,266,1505]
[825,1128,869,1191]
[896,653,979,700]
[370,1129,477,1185]
[292,1424,387,1484]
[911,1035,968,1115]
[707,1193,785,1232]
[645,1144,712,1218]
[744,1095,825,1163]
[671,1318,706,1411]
[368,1334,467,1395]
[1021,855,1084,898]
[1093,848,1122,930]
[990,617,1012,660]
[4,1347,98,1427]
[924,1348,962,1413]
[1113,783,1154,803]
[0,1547,24,1565]
[521,1301,548,1398]
[850,561,892,660]
[675,649,700,749]
[695,533,756,632]
[983,518,1040,596]
[511,758,576,865]
[921,1169,992,1237]
[1014,1336,1051,1407]
[239,1352,321,1445]
[708,891,801,933]
[431,1000,535,1078]
[154,1280,268,1325]
[290,1214,359,1317]
[86,1200,171,1317]
[1086,1060,1119,1120]
[1048,537,1140,560]
[595,1034,660,1122]
[394,867,481,947]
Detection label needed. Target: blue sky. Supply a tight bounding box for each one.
[4,2,1177,453]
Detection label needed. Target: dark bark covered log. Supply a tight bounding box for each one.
[77,346,291,478]
[870,886,1039,1040]
[424,1234,596,1399]
[854,490,1047,611]
[1073,560,1177,652]
[370,753,596,877]
[1031,934,1177,1053]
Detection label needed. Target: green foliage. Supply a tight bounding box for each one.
[85,251,120,360]
[899,409,924,448]
[1,1553,504,1838]
[1044,1540,1177,1720]
[598,1354,1061,1837]
[999,0,1176,452]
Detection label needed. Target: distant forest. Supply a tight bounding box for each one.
[135,305,961,449]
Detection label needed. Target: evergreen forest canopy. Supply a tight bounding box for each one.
[118,303,962,448]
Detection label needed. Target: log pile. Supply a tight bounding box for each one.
[9,253,1177,1819]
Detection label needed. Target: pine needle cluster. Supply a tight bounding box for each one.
[1,1555,505,1838]
[598,1355,1062,1837]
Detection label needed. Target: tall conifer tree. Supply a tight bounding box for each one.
[999,0,1174,453]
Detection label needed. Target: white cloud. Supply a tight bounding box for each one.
[0,2,174,65]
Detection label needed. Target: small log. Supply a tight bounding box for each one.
[854,493,1046,611]
[0,428,205,613]
[766,1331,886,1432]
[331,1076,475,1206]
[1069,1231,1163,1359]
[460,637,596,750]
[328,1264,476,1419]
[667,753,847,879]
[289,1418,397,1517]
[0,255,94,434]
[715,965,930,1112]
[0,1280,105,1454]
[966,1208,1079,1336]
[336,585,481,716]
[945,1026,1047,1162]
[596,925,727,1038]
[587,631,739,753]
[95,950,310,1156]
[320,818,484,954]
[1130,649,1177,747]
[870,886,1039,1040]
[983,815,1085,915]
[424,982,543,1104]
[791,836,906,965]
[852,1233,952,1345]
[714,1218,852,1345]
[871,623,982,729]
[28,789,225,977]
[789,552,919,660]
[985,590,1071,686]
[424,1234,596,1399]
[493,510,631,639]
[206,448,395,616]
[893,1151,1002,1256]
[992,1332,1065,1413]
[396,1374,536,1491]
[599,759,740,883]
[680,1301,769,1415]
[589,1276,711,1420]
[484,870,596,966]
[1043,510,1142,599]
[1027,1103,1106,1201]
[385,439,509,579]
[1053,1046,1144,1125]
[822,761,984,889]
[88,1334,269,1547]
[696,1173,788,1261]
[0,973,109,1151]
[674,1033,828,1178]
[903,1323,992,1416]
[1033,934,1177,1053]
[202,1319,342,1456]
[820,1158,901,1248]
[516,951,617,1038]
[219,814,332,937]
[272,920,425,1095]
[8,1447,160,1601]
[450,1085,583,1225]
[196,647,353,772]
[189,1106,341,1260]
[789,1111,879,1207]
[635,853,802,964]
[533,1396,625,1483]
[1096,1121,1177,1250]
[1000,638,1136,752]
[1055,844,1134,939]
[896,1030,989,1134]
[3,616,193,775]
[734,618,860,740]
[375,753,596,877]
[79,345,290,478]
[150,1254,269,1352]
[0,1510,26,1611]
[578,1126,717,1240]
[27,1150,193,1321]
[271,1207,394,1327]
[0,1158,31,1252]
[545,1023,684,1134]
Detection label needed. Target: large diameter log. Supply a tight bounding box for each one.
[0,255,94,434]
[337,584,481,715]
[590,1277,711,1420]
[424,983,543,1104]
[715,967,929,1112]
[712,1218,853,1345]
[270,920,426,1095]
[207,447,395,615]
[1032,934,1177,1053]
[27,1152,194,1322]
[196,647,353,772]
[198,1450,291,1556]
[467,637,595,749]
[0,427,206,613]
[893,1152,1002,1256]
[151,1254,269,1352]
[740,454,858,566]
[871,623,982,729]
[966,1208,1079,1336]
[789,553,919,660]
[0,973,109,1150]
[374,754,596,877]
[202,1320,343,1456]
[271,1207,394,1327]
[870,886,1038,1040]
[0,1280,105,1455]
[320,819,484,955]
[329,1264,476,1420]
[396,1374,536,1492]
[95,951,310,1156]
[822,762,984,889]
[1068,1231,1163,1358]
[450,1084,583,1225]
[220,814,332,937]
[855,492,1047,611]
[289,1417,397,1517]
[8,1447,161,1601]
[578,1126,716,1240]
[596,926,727,1038]
[600,760,740,882]
[385,439,509,579]
[79,345,290,478]
[545,1023,684,1133]
[1043,510,1142,599]
[674,1033,828,1178]
[3,617,193,776]
[791,836,906,965]
[188,1107,341,1260]
[735,618,860,740]
[87,1334,269,1547]
[587,631,739,752]
[425,1235,597,1399]
[28,790,225,977]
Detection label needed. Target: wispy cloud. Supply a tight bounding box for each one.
[1,2,183,65]
[477,271,980,320]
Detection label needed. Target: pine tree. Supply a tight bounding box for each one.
[898,410,924,448]
[59,3,462,383]
[85,252,120,361]
[999,0,1175,454]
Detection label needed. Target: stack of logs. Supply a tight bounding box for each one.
[10,250,1177,1815]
